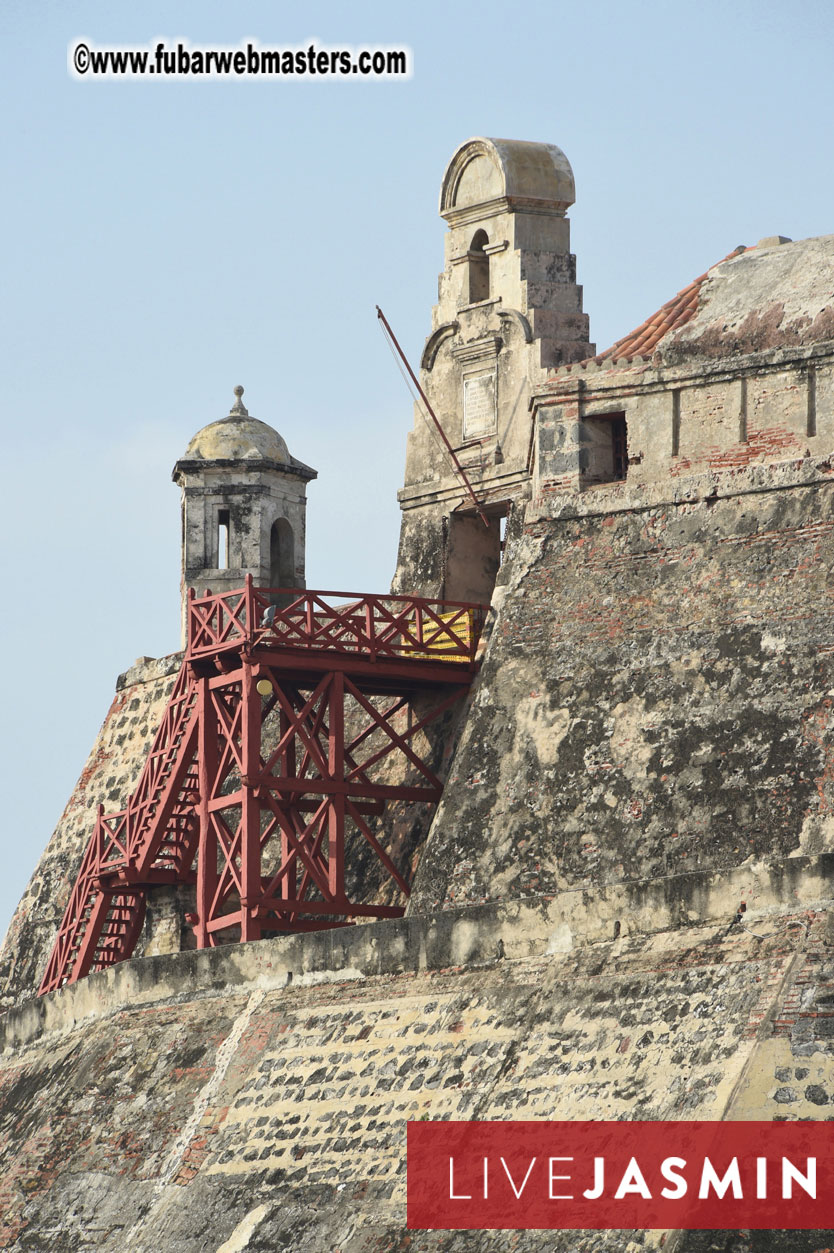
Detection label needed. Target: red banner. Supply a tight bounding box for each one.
[407,1121,834,1230]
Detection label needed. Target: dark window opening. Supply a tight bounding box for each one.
[576,415,626,483]
[270,518,296,590]
[611,417,628,481]
[444,502,510,603]
[217,509,230,569]
[468,229,489,304]
[580,413,628,485]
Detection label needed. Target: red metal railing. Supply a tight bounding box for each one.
[41,579,489,995]
[187,575,487,663]
[39,667,200,994]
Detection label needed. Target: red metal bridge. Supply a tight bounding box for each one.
[40,578,487,994]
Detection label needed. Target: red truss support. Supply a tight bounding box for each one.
[40,580,486,994]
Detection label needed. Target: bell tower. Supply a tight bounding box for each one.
[172,386,317,636]
[394,137,594,601]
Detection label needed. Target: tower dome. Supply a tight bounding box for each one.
[179,386,293,466]
[172,387,317,639]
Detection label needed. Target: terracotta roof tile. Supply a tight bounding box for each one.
[592,246,748,365]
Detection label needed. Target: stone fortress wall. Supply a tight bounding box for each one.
[2,139,834,1252]
[0,655,181,1015]
[3,874,834,1253]
[412,462,834,913]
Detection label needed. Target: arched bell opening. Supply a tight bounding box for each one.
[468,229,490,304]
[270,517,296,605]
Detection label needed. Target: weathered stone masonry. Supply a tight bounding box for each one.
[2,141,834,1252]
[410,466,834,912]
[3,885,834,1253]
[0,654,181,1015]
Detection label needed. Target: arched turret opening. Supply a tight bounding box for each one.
[270,517,295,589]
[468,230,490,304]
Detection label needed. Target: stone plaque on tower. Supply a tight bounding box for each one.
[462,369,497,440]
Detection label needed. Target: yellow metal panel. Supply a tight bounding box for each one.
[409,609,475,661]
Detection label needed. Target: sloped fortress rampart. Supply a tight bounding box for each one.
[2,138,834,1253]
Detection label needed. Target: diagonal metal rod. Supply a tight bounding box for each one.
[376,305,489,527]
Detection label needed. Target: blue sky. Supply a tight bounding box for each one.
[2,0,833,944]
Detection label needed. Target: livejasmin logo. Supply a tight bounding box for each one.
[448,1152,815,1202]
[407,1121,834,1231]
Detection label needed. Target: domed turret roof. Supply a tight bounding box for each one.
[180,387,291,464]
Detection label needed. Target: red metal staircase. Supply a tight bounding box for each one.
[40,578,486,994]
